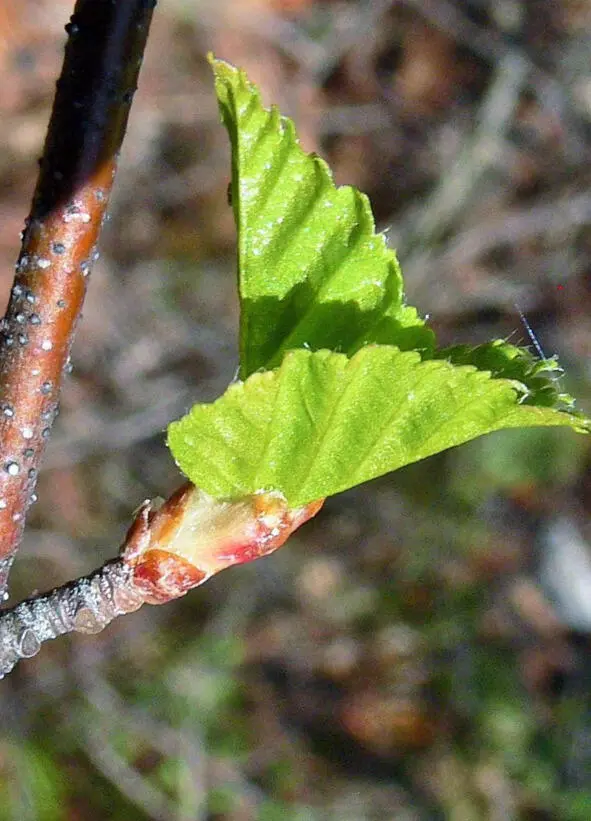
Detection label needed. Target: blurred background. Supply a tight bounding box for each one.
[1,0,591,818]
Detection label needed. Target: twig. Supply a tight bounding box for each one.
[0,482,323,678]
[0,0,157,596]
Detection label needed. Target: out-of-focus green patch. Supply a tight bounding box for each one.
[257,800,319,821]
[0,743,65,821]
[559,791,591,821]
[207,785,238,815]
[450,425,586,501]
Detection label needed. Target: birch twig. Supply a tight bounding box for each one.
[0,482,323,678]
[0,0,157,595]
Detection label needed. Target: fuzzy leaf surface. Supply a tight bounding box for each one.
[168,347,588,507]
[211,57,433,378]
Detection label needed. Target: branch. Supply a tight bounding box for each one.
[0,482,323,678]
[0,0,157,596]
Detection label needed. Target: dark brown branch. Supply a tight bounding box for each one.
[0,0,157,595]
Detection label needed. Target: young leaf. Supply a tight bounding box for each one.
[437,340,574,409]
[168,347,589,508]
[211,56,434,379]
[168,59,589,510]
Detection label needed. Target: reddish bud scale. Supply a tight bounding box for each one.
[131,550,207,605]
[0,484,322,677]
[122,482,323,605]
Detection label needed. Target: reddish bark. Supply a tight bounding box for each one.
[0,0,157,595]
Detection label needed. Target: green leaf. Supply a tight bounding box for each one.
[168,347,588,508]
[168,59,589,509]
[210,56,433,379]
[437,340,574,409]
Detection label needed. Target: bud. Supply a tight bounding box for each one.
[122,483,323,604]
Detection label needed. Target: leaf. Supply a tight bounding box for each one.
[168,347,589,508]
[168,59,589,509]
[437,340,574,409]
[210,56,434,379]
